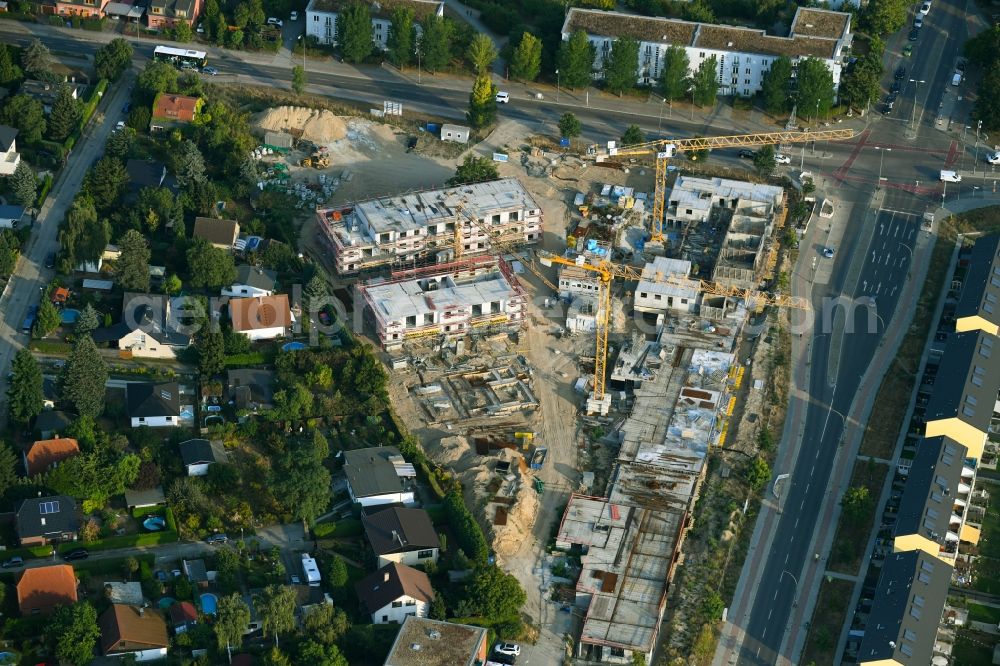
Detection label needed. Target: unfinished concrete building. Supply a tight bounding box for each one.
[558,323,737,663]
[316,178,543,275]
[356,257,526,349]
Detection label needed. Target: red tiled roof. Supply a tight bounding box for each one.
[152,94,200,122]
[169,600,198,624]
[25,438,80,477]
[16,565,78,615]
[229,295,292,332]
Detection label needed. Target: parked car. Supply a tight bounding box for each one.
[940,170,962,183]
[494,643,521,657]
[774,153,792,165]
[267,17,283,26]
[822,246,835,258]
[205,533,229,545]
[290,574,301,584]
[495,91,510,104]
[1,556,23,568]
[914,15,923,28]
[62,549,89,561]
[115,120,125,131]
[122,101,131,113]
[908,28,919,41]
[738,149,756,159]
[902,44,913,57]
[45,252,56,268]
[290,10,298,20]
[890,80,901,94]
[920,1,931,15]
[986,152,1000,165]
[894,66,906,80]
[196,23,204,33]
[202,66,219,76]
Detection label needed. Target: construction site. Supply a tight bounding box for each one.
[302,118,851,663]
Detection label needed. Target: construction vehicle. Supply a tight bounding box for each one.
[530,446,548,470]
[300,152,330,169]
[538,250,810,413]
[590,128,856,243]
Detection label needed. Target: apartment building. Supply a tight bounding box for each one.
[561,6,852,96]
[306,0,443,49]
[954,234,1000,335]
[633,256,699,315]
[357,257,526,349]
[317,178,543,275]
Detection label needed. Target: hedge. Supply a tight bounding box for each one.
[0,544,57,560]
[36,174,53,208]
[443,489,489,565]
[58,528,178,554]
[313,518,363,539]
[73,554,155,576]
[224,352,268,367]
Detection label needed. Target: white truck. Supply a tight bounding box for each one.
[301,554,321,587]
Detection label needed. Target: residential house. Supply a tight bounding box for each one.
[16,565,78,615]
[126,382,181,428]
[15,495,78,546]
[954,234,1000,335]
[35,410,74,439]
[23,437,80,477]
[104,581,144,606]
[222,265,278,298]
[98,604,170,661]
[229,294,294,342]
[355,562,434,624]
[41,377,58,409]
[147,0,201,29]
[343,446,417,508]
[183,558,209,587]
[21,80,86,114]
[226,368,276,412]
[53,0,111,18]
[0,124,19,176]
[178,438,228,476]
[149,93,202,131]
[193,216,240,250]
[383,616,489,666]
[0,204,25,228]
[124,486,167,511]
[922,330,1000,459]
[855,550,951,666]
[362,506,440,568]
[560,6,852,95]
[169,600,199,633]
[306,0,443,49]
[90,292,192,359]
[125,159,177,198]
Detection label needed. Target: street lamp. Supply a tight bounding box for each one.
[814,97,820,124]
[874,146,891,185]
[658,98,665,132]
[415,46,421,84]
[297,34,306,72]
[975,120,983,173]
[555,69,560,102]
[908,79,926,130]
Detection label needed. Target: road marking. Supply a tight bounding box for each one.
[810,463,815,475]
[785,553,790,564]
[768,609,773,620]
[794,517,799,528]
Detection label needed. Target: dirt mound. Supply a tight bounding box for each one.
[254,106,347,144]
[427,436,481,473]
[492,482,540,558]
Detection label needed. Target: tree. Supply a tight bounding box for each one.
[443,489,489,564]
[123,556,139,580]
[753,144,776,176]
[621,124,644,146]
[8,348,43,423]
[198,326,225,378]
[745,457,771,492]
[841,486,872,524]
[137,61,179,97]
[10,160,37,207]
[447,154,499,185]
[467,72,497,129]
[174,140,207,189]
[632,651,647,666]
[760,56,792,115]
[839,54,882,110]
[0,44,23,87]
[48,602,100,666]
[303,273,329,313]
[465,566,527,619]
[510,32,542,82]
[271,434,332,523]
[0,230,16,277]
[255,585,296,647]
[558,112,582,139]
[862,0,907,36]
[419,15,453,73]
[691,57,719,107]
[602,36,639,96]
[965,25,1000,69]
[701,589,725,622]
[61,335,108,418]
[0,94,46,144]
[75,304,100,338]
[0,441,18,498]
[976,68,1000,131]
[49,450,139,513]
[105,125,134,160]
[174,20,193,43]
[59,195,109,273]
[94,38,134,81]
[466,33,497,75]
[326,555,348,589]
[796,57,836,121]
[287,64,306,96]
[21,38,52,80]
[85,157,129,209]
[35,296,61,338]
[659,45,690,102]
[187,239,237,289]
[337,2,373,64]
[298,641,348,666]
[302,603,350,646]
[116,230,151,292]
[47,84,82,142]
[558,30,595,89]
[386,7,415,68]
[216,593,251,660]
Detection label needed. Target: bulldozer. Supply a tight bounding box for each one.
[299,151,330,169]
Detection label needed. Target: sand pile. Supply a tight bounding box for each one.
[428,436,480,473]
[254,106,347,143]
[492,482,540,557]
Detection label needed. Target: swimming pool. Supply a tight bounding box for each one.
[142,516,166,531]
[61,308,80,324]
[200,592,218,615]
[282,341,306,351]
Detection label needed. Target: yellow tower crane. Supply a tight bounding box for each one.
[592,128,857,243]
[537,250,810,408]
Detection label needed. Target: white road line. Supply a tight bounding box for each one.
[785,553,790,564]
[800,499,806,509]
[810,463,816,475]
[794,517,799,529]
[768,609,774,620]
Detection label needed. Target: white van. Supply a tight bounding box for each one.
[952,72,962,86]
[940,170,962,182]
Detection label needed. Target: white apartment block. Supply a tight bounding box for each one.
[357,257,526,348]
[306,0,443,49]
[634,257,699,315]
[317,178,543,275]
[561,6,852,97]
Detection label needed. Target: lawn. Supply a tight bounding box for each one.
[828,460,890,575]
[955,629,997,665]
[801,578,854,665]
[973,482,1000,594]
[968,602,1000,626]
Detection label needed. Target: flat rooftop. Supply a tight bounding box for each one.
[669,176,784,210]
[383,616,487,666]
[363,270,519,322]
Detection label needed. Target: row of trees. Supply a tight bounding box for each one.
[965,25,1000,131]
